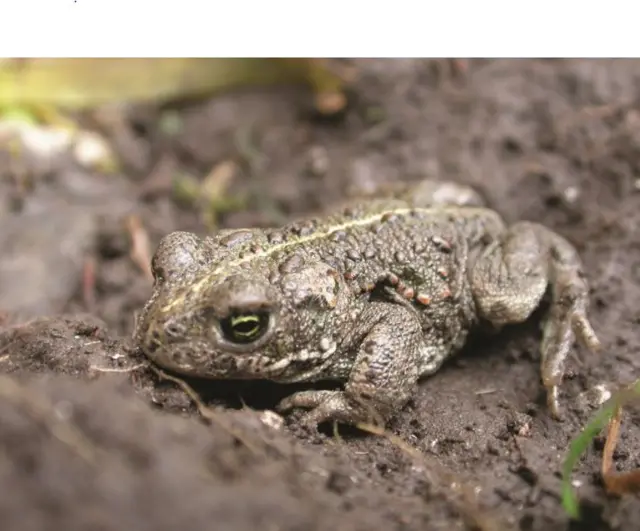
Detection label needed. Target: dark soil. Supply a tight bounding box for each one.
[1,59,640,531]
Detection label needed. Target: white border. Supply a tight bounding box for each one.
[1,0,638,57]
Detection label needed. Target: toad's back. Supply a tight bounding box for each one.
[208,200,505,286]
[205,197,506,344]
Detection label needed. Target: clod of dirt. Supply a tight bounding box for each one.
[0,314,123,376]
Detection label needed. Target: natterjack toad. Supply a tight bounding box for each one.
[134,180,600,427]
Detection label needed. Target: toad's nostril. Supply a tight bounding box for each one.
[164,320,187,338]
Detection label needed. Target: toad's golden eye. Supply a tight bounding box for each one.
[220,311,270,344]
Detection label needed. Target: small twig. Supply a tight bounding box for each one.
[126,214,153,282]
[90,363,147,374]
[82,256,97,311]
[602,405,622,482]
[150,365,261,454]
[601,405,640,495]
[475,388,498,396]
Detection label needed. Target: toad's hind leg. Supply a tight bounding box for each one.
[469,221,601,419]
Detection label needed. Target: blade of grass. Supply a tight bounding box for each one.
[561,380,640,519]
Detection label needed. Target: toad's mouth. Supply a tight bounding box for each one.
[139,339,289,380]
[142,338,340,383]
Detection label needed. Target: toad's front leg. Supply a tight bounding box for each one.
[276,303,423,428]
[469,221,601,418]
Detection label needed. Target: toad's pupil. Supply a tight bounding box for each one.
[231,315,260,337]
[221,312,269,344]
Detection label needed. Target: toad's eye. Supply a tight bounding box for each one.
[220,311,270,344]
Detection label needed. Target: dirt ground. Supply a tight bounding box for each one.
[1,59,639,531]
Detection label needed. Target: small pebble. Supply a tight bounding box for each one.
[562,185,580,204]
[579,383,612,409]
[307,146,329,176]
[259,410,285,431]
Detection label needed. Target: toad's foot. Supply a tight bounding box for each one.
[276,390,384,428]
[539,269,601,417]
[471,221,601,419]
[277,302,422,428]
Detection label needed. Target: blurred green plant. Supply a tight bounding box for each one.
[0,59,350,173]
[0,59,348,110]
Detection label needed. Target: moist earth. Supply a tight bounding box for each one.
[1,59,640,531]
